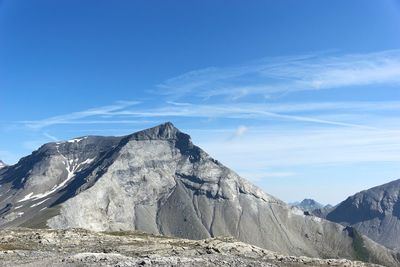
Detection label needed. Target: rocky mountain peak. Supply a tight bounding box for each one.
[128,122,184,141]
[301,198,322,206]
[126,122,199,160]
[290,198,324,212]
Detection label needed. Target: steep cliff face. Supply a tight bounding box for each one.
[0,123,399,266]
[327,179,400,250]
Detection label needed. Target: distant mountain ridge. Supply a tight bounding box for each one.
[290,199,333,218]
[327,179,400,250]
[290,198,324,211]
[0,123,399,266]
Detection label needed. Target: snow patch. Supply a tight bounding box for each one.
[31,198,50,208]
[80,157,95,166]
[67,137,88,143]
[18,154,96,202]
[18,192,34,202]
[14,205,23,209]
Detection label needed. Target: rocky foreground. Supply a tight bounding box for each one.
[0,228,382,267]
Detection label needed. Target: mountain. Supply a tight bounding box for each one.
[0,160,6,169]
[290,199,324,212]
[290,199,333,218]
[327,179,400,250]
[0,122,399,266]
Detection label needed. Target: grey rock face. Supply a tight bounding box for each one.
[327,179,400,250]
[0,122,399,266]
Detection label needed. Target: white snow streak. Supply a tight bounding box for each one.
[67,137,88,143]
[17,147,95,202]
[17,192,34,203]
[30,198,50,208]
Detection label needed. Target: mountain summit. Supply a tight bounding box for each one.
[129,121,182,140]
[0,123,399,266]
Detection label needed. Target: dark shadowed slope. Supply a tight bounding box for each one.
[327,179,400,250]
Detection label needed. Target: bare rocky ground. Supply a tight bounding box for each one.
[0,228,382,267]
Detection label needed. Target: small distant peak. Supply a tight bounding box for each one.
[291,198,324,211]
[301,199,318,205]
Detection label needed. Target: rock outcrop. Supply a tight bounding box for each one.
[0,228,384,267]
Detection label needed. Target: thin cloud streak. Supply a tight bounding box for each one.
[157,49,400,99]
[117,103,380,129]
[21,100,400,130]
[43,132,59,141]
[197,127,400,169]
[21,101,140,129]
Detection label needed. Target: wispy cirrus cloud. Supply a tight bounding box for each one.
[20,100,400,130]
[107,101,397,129]
[21,101,142,130]
[197,127,400,169]
[43,132,59,141]
[18,50,400,131]
[233,125,248,138]
[157,49,400,99]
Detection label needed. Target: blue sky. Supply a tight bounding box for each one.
[1,0,400,204]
